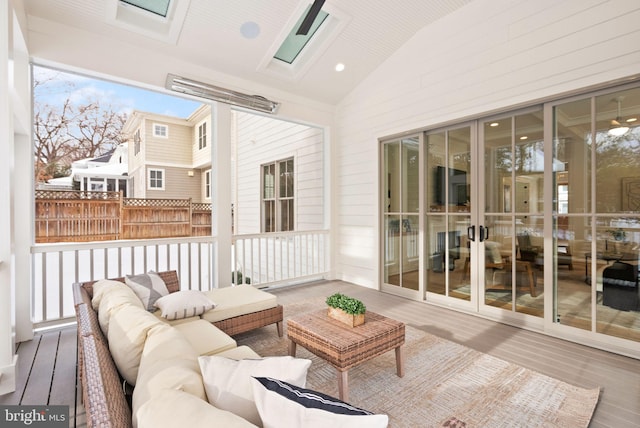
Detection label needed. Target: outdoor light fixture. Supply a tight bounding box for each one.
[166,74,279,114]
[608,97,630,137]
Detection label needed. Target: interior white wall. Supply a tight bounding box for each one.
[333,0,640,288]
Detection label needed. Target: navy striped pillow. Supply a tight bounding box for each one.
[253,377,373,416]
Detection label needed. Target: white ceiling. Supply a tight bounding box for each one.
[22,0,476,105]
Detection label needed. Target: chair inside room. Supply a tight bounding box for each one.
[602,261,640,311]
[517,233,573,270]
[432,231,461,272]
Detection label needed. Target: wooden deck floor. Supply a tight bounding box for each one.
[0,326,85,427]
[2,280,639,428]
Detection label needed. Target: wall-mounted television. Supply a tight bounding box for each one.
[434,166,468,206]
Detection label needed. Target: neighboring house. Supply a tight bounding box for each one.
[123,106,211,202]
[123,106,325,236]
[38,144,130,195]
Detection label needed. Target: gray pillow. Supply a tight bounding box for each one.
[125,271,170,311]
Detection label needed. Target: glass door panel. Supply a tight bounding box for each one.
[482,110,544,317]
[425,127,472,300]
[553,98,592,330]
[593,89,640,340]
[554,87,640,342]
[382,137,421,291]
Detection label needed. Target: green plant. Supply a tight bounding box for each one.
[325,293,366,315]
[231,270,251,284]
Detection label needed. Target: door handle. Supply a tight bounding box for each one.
[479,226,485,242]
[484,227,490,241]
[467,226,475,242]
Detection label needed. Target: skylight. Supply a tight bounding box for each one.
[121,0,170,18]
[273,6,329,64]
[106,0,190,44]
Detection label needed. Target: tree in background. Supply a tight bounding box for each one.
[33,70,127,182]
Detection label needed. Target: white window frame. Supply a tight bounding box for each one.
[204,169,211,199]
[134,129,141,155]
[153,123,168,138]
[198,122,207,150]
[261,157,295,232]
[148,168,165,190]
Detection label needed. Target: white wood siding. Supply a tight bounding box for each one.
[333,0,640,288]
[192,115,212,169]
[234,111,324,234]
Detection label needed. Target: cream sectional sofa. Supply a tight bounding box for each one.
[72,270,280,427]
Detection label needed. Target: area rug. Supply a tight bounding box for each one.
[235,298,600,428]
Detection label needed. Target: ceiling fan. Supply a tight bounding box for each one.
[296,0,325,35]
[608,96,630,137]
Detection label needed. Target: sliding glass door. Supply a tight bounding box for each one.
[425,126,474,303]
[382,137,421,296]
[379,82,640,354]
[481,109,544,317]
[552,86,640,341]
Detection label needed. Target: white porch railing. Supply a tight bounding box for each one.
[30,230,329,326]
[31,236,215,326]
[232,230,330,287]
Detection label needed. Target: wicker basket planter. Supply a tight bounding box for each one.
[327,306,365,327]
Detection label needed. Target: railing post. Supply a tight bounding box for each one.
[118,190,123,240]
[189,198,193,237]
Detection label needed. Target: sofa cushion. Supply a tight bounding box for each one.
[251,377,389,428]
[95,281,145,336]
[200,285,277,323]
[154,290,216,321]
[135,389,257,428]
[125,271,170,311]
[107,304,165,385]
[173,320,237,356]
[133,325,207,424]
[198,355,311,427]
[91,278,137,310]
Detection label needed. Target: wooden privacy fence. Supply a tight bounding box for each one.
[35,190,212,243]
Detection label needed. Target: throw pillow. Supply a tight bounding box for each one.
[251,377,388,428]
[198,356,312,427]
[125,271,169,311]
[153,290,216,320]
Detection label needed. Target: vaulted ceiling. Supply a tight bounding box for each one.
[22,0,476,105]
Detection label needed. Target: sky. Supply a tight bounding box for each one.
[33,64,203,119]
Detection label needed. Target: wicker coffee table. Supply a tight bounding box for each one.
[287,309,405,401]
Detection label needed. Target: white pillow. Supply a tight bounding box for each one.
[198,356,312,427]
[251,377,388,428]
[125,271,170,311]
[153,290,216,321]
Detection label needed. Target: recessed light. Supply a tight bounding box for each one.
[240,21,260,39]
[335,63,345,72]
[626,117,637,123]
[520,136,528,140]
[490,122,499,127]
